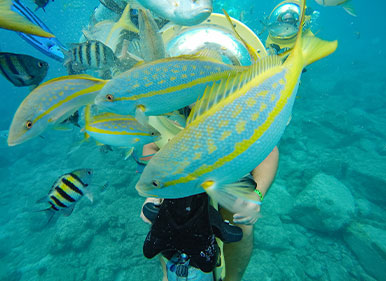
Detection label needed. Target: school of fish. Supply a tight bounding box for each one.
[0,0,339,219]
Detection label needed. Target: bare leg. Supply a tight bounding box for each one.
[220,208,254,281]
[160,255,168,281]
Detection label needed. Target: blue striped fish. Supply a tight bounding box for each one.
[135,0,338,212]
[38,169,93,220]
[7,75,107,146]
[84,105,160,148]
[94,55,244,117]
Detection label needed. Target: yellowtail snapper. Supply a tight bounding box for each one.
[37,169,93,223]
[7,75,107,146]
[94,54,244,117]
[0,52,48,87]
[136,0,338,215]
[83,105,160,157]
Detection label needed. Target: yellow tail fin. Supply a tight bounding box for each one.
[107,2,139,42]
[288,0,338,68]
[0,0,54,37]
[301,35,338,67]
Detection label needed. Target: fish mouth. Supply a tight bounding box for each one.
[135,183,156,198]
[7,135,23,147]
[201,8,213,13]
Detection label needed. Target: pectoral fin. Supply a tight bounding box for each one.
[85,191,94,203]
[341,1,357,17]
[124,147,135,160]
[203,180,261,215]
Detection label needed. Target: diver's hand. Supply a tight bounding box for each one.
[232,192,262,225]
[140,197,163,224]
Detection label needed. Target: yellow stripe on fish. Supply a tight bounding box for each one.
[84,105,160,147]
[135,0,338,209]
[8,75,107,146]
[95,55,245,116]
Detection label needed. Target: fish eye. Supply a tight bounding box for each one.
[37,61,44,68]
[87,170,92,175]
[151,132,155,136]
[25,120,33,129]
[152,180,160,187]
[106,94,114,102]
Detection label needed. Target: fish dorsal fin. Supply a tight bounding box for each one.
[193,48,224,63]
[32,74,106,92]
[186,55,283,126]
[222,9,260,62]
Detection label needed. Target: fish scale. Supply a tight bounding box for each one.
[7,75,106,146]
[143,68,292,198]
[136,29,338,205]
[84,107,160,147]
[96,57,242,116]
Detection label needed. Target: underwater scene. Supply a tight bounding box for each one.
[0,0,385,280]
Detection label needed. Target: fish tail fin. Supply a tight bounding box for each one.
[202,181,261,215]
[107,2,139,43]
[118,3,139,33]
[342,0,357,17]
[289,0,337,67]
[301,35,338,67]
[33,207,58,226]
[0,0,54,37]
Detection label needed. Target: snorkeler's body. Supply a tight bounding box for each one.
[139,133,278,281]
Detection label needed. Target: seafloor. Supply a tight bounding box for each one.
[0,1,385,281]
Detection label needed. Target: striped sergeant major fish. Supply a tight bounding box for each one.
[11,0,67,62]
[0,52,48,87]
[7,74,107,146]
[37,169,93,221]
[65,40,118,74]
[94,53,245,117]
[135,0,338,214]
[0,0,54,37]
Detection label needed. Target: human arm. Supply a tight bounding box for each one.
[139,142,162,224]
[233,146,279,225]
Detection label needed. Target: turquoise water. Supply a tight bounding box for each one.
[0,1,385,280]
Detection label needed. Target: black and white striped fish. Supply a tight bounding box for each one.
[0,52,48,87]
[38,169,93,220]
[66,40,118,74]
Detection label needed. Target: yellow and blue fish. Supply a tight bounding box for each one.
[84,105,161,149]
[37,169,93,222]
[135,0,338,213]
[94,54,244,117]
[7,75,107,146]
